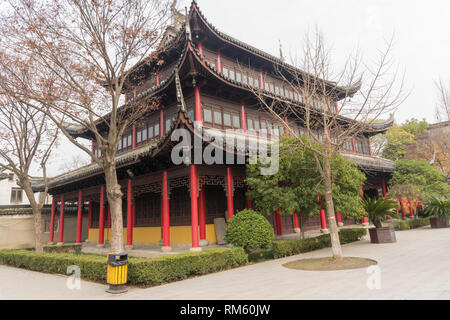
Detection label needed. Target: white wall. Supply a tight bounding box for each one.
[0,171,51,206]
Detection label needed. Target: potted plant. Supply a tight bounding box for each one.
[425,197,450,229]
[362,197,399,244]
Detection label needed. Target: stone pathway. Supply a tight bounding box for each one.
[1,226,448,300]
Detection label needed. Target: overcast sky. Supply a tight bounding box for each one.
[46,0,450,176]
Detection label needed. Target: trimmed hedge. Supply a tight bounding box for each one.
[272,228,367,259]
[127,247,248,286]
[43,244,82,254]
[0,247,248,287]
[395,217,430,231]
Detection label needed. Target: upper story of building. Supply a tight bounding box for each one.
[70,1,391,160]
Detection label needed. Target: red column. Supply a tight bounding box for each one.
[275,209,282,236]
[360,185,368,225]
[352,138,357,153]
[407,198,414,217]
[368,138,373,156]
[241,101,247,133]
[195,86,202,123]
[293,211,300,231]
[217,49,222,72]
[259,69,264,89]
[160,195,164,240]
[337,211,343,226]
[320,209,327,231]
[199,186,206,241]
[88,201,92,230]
[58,195,64,244]
[198,41,203,57]
[126,179,133,247]
[382,178,387,198]
[132,123,136,149]
[76,191,83,244]
[226,167,234,220]
[190,165,200,250]
[98,186,105,246]
[107,204,111,241]
[162,171,170,248]
[156,71,160,86]
[399,198,406,219]
[49,197,55,243]
[160,109,164,136]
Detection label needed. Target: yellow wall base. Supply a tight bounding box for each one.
[88,224,217,245]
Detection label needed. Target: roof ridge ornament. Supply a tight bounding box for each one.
[279,40,285,62]
[170,0,186,29]
[175,69,186,112]
[185,7,192,41]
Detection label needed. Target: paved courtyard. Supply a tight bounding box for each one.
[1,226,449,300]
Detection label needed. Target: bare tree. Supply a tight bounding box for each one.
[435,78,450,122]
[58,154,90,173]
[0,0,172,252]
[0,96,59,252]
[246,28,406,260]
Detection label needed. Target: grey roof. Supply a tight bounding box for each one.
[341,152,395,172]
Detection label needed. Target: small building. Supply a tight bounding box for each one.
[32,1,395,251]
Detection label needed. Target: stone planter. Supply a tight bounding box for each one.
[430,217,450,229]
[369,227,396,244]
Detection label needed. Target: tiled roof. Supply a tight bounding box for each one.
[341,152,395,172]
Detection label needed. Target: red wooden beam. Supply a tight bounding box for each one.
[160,109,164,136]
[241,101,247,133]
[132,123,136,149]
[198,41,203,57]
[198,186,206,241]
[195,86,202,123]
[162,171,170,248]
[226,167,234,220]
[76,190,83,244]
[320,209,327,231]
[275,209,282,236]
[98,186,105,246]
[217,49,222,72]
[126,179,133,247]
[58,194,64,244]
[49,197,55,243]
[293,211,299,229]
[190,165,200,249]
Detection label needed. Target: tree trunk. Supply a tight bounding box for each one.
[22,181,43,252]
[104,163,124,253]
[322,155,343,260]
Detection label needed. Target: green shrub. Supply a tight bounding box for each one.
[424,197,450,220]
[224,209,274,253]
[248,249,274,262]
[0,250,107,281]
[0,247,248,287]
[395,217,430,230]
[43,244,82,254]
[272,228,367,259]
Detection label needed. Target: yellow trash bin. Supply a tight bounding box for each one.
[106,253,128,294]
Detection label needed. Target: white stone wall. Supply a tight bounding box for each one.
[0,172,31,206]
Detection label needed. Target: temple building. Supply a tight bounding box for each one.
[33,1,395,251]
